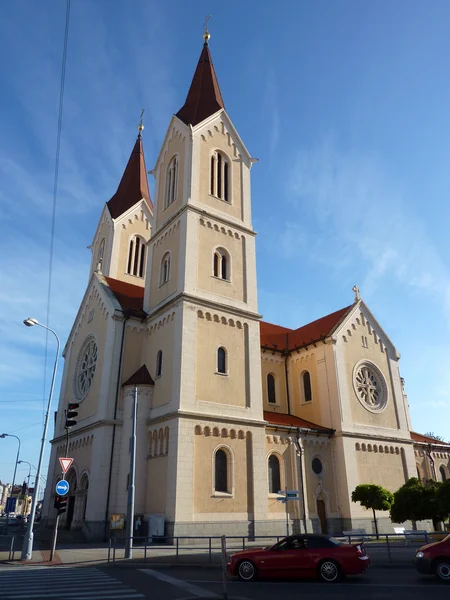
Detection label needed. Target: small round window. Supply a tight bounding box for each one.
[312,457,323,476]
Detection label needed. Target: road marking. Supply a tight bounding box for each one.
[140,568,220,598]
[187,579,448,588]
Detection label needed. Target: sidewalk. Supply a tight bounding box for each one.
[0,540,418,569]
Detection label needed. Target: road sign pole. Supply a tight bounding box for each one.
[125,386,138,559]
[50,514,60,561]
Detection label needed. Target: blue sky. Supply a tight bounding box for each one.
[1,0,449,485]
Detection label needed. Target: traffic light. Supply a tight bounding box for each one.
[54,496,67,515]
[65,402,79,428]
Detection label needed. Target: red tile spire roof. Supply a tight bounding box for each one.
[107,136,153,219]
[176,41,225,127]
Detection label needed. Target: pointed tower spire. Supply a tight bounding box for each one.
[107,122,153,219]
[176,26,225,127]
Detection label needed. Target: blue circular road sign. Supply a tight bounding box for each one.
[55,480,70,496]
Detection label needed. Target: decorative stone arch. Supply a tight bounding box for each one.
[164,427,169,455]
[152,430,158,456]
[195,425,202,435]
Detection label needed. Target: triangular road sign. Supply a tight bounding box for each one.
[59,457,73,474]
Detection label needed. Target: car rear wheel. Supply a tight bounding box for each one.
[237,560,257,581]
[435,560,450,582]
[318,559,341,583]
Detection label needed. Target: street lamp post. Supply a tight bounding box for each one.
[0,434,21,534]
[18,461,32,515]
[21,318,60,561]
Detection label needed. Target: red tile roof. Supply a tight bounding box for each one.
[123,365,154,387]
[410,431,450,445]
[263,411,333,433]
[107,136,153,219]
[176,42,225,127]
[104,276,145,315]
[260,305,353,352]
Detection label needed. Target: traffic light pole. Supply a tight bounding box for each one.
[125,386,138,559]
[50,424,70,562]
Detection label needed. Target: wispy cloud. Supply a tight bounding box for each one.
[262,67,280,163]
[286,136,450,320]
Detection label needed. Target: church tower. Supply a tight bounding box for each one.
[142,29,268,536]
[89,128,153,286]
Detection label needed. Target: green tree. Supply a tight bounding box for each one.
[424,432,446,442]
[436,479,450,523]
[390,478,445,525]
[351,484,394,538]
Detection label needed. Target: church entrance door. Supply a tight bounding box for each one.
[317,499,327,534]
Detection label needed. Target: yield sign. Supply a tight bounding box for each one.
[59,457,73,474]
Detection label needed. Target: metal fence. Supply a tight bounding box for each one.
[0,535,20,561]
[107,531,447,564]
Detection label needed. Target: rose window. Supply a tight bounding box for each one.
[74,337,98,400]
[353,361,387,412]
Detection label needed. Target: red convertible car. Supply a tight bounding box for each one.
[227,534,370,582]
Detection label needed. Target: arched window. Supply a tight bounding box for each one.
[302,371,312,402]
[156,350,163,377]
[440,465,447,482]
[215,449,228,492]
[267,374,276,404]
[160,252,171,286]
[213,248,229,280]
[210,151,230,202]
[165,156,178,208]
[217,347,227,374]
[268,454,281,493]
[126,236,146,278]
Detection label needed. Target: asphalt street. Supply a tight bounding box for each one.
[0,563,449,600]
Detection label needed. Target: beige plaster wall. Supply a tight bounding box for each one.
[120,328,146,388]
[60,290,109,429]
[156,130,186,230]
[303,441,339,515]
[148,221,181,309]
[146,456,168,514]
[193,429,251,514]
[197,223,245,301]
[265,439,291,515]
[355,443,407,493]
[143,312,177,408]
[90,215,111,276]
[116,209,151,286]
[195,316,247,407]
[289,350,324,425]
[261,355,288,414]
[197,121,243,220]
[342,320,398,429]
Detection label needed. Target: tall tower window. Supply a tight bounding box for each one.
[213,248,230,280]
[268,454,281,493]
[165,156,178,208]
[156,350,163,377]
[302,371,312,402]
[217,347,227,374]
[267,373,276,404]
[214,449,228,493]
[160,252,171,286]
[210,151,230,202]
[126,236,146,278]
[97,238,105,270]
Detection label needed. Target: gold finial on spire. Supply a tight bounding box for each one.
[203,14,211,43]
[138,108,145,137]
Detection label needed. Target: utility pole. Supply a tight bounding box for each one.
[125,386,138,559]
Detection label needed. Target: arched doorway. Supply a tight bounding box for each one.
[79,473,89,524]
[317,498,327,534]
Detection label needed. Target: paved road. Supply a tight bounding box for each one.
[0,564,449,599]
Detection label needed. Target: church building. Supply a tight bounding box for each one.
[42,30,450,540]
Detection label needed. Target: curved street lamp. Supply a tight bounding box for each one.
[0,434,21,534]
[21,318,60,561]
